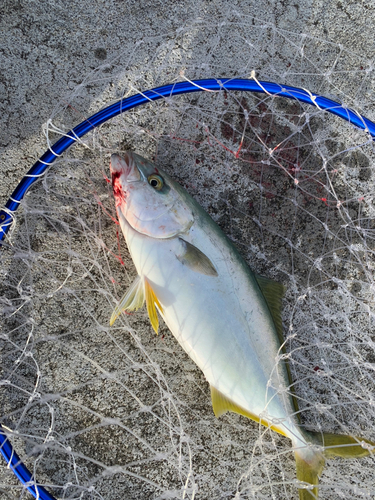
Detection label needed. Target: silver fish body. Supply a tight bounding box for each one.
[112,152,301,439]
[110,151,374,500]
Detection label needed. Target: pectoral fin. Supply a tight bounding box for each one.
[110,275,145,326]
[177,238,218,276]
[144,278,164,334]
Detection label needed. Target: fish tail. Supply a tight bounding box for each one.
[294,442,324,500]
[294,431,374,499]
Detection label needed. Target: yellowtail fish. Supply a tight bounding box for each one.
[109,151,373,499]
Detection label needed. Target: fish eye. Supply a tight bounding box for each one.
[148,174,164,191]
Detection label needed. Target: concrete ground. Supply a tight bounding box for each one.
[1,1,375,499]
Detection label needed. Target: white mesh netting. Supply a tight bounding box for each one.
[1,13,375,500]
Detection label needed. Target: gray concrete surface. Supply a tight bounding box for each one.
[1,1,375,499]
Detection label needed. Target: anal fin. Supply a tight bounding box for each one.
[210,386,287,437]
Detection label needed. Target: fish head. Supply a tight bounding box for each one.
[110,152,194,238]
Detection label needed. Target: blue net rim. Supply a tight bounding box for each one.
[1,77,375,499]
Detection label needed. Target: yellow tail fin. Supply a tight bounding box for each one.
[294,445,324,500]
[294,432,374,499]
[317,432,374,459]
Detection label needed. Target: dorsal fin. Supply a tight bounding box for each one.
[254,274,285,344]
[255,274,300,418]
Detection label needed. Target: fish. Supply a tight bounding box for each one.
[109,151,374,499]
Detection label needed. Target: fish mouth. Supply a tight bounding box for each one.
[110,153,141,184]
[110,153,141,204]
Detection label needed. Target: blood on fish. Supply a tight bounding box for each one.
[112,171,124,200]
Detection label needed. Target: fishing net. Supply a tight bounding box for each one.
[1,12,375,500]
